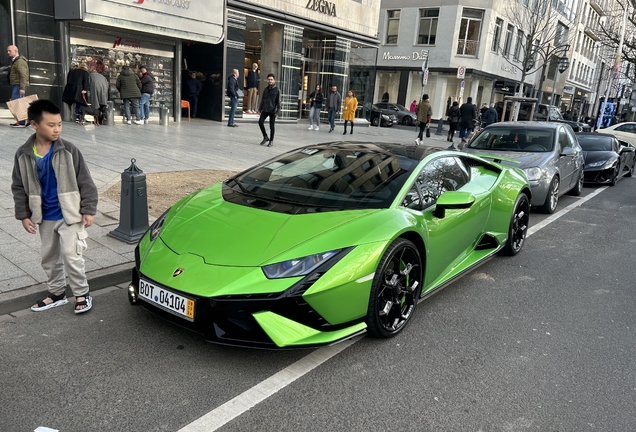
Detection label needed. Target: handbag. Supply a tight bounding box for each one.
[6,94,38,122]
[426,126,431,138]
[237,89,244,98]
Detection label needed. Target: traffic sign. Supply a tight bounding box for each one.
[423,69,429,85]
[422,61,427,72]
[461,80,465,88]
[457,66,465,79]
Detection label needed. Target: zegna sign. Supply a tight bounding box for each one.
[382,50,429,61]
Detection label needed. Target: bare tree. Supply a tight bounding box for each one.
[499,0,575,97]
[596,0,635,83]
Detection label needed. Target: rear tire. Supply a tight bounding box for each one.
[403,117,413,126]
[366,238,423,338]
[500,193,530,256]
[567,168,584,196]
[626,160,635,177]
[539,176,559,214]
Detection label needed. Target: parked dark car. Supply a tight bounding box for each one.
[496,102,591,132]
[374,102,417,126]
[0,65,13,108]
[575,132,635,185]
[463,122,584,213]
[364,103,398,127]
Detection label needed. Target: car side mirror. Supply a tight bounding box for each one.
[561,147,576,157]
[433,191,475,219]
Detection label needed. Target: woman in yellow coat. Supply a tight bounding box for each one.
[343,90,358,135]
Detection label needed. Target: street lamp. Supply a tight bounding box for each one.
[529,43,571,105]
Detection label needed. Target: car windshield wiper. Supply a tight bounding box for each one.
[228,176,253,195]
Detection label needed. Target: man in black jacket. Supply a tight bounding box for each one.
[226,69,239,127]
[139,67,155,124]
[258,74,280,147]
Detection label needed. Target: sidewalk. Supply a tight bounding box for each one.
[0,109,452,313]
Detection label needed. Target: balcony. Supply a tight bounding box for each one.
[589,0,605,17]
[457,40,479,57]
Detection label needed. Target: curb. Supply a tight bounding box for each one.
[0,262,133,316]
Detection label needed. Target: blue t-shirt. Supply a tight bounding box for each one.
[34,144,63,221]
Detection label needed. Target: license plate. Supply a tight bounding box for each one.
[139,278,195,321]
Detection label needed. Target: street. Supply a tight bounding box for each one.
[1,177,635,431]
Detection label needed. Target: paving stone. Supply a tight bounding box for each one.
[0,275,37,293]
[83,245,130,267]
[0,242,39,265]
[0,255,28,281]
[15,260,48,283]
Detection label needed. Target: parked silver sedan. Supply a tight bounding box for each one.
[462,122,584,213]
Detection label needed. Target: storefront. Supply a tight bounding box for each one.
[223,0,380,123]
[54,0,224,121]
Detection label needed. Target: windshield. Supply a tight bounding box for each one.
[395,104,407,111]
[577,135,613,151]
[226,146,419,210]
[467,127,555,152]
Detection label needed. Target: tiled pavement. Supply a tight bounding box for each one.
[0,108,451,311]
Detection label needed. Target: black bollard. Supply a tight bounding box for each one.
[435,118,444,135]
[108,158,149,244]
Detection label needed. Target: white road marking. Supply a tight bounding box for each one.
[527,187,607,237]
[180,187,607,431]
[178,336,362,432]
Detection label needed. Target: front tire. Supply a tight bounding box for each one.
[610,164,619,186]
[403,117,413,126]
[371,116,380,127]
[539,176,559,214]
[500,193,530,256]
[366,238,423,338]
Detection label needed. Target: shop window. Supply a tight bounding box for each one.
[503,24,514,57]
[457,9,483,56]
[417,9,439,45]
[385,10,401,45]
[492,18,503,53]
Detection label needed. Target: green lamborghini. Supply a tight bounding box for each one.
[128,143,531,348]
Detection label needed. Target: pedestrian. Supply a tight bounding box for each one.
[307,84,323,131]
[483,103,499,127]
[446,101,460,144]
[139,66,155,124]
[226,68,240,127]
[458,96,477,147]
[7,44,30,127]
[410,100,417,113]
[88,65,109,125]
[116,65,143,125]
[342,90,358,135]
[246,63,259,113]
[326,84,342,133]
[562,110,572,120]
[258,73,280,147]
[415,94,432,146]
[11,99,98,314]
[62,63,90,125]
[186,71,202,118]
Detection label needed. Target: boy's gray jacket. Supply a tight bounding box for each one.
[11,134,98,224]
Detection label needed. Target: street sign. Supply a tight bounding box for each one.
[457,66,466,79]
[423,69,429,85]
[422,60,427,72]
[459,87,465,98]
[461,80,465,88]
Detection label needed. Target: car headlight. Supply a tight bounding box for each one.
[523,167,543,182]
[587,159,614,169]
[149,208,170,241]
[381,114,390,120]
[262,250,341,279]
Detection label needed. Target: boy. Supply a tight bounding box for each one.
[11,99,98,314]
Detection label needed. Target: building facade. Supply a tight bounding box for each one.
[1,0,380,123]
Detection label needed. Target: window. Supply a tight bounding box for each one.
[417,8,439,45]
[492,18,503,52]
[385,10,401,44]
[503,24,514,57]
[514,30,524,60]
[402,157,470,210]
[457,9,484,56]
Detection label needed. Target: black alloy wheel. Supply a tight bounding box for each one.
[403,116,413,126]
[371,116,380,127]
[540,176,560,214]
[500,193,530,256]
[366,238,423,338]
[610,164,620,186]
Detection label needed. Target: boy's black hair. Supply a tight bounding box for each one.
[28,99,61,124]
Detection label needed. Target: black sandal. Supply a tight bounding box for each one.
[31,291,68,312]
[74,294,93,314]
